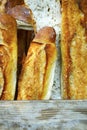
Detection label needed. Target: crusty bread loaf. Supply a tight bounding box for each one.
[0,13,17,100]
[17,27,57,100]
[5,0,36,82]
[61,0,87,99]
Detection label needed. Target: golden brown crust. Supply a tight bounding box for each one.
[6,5,35,25]
[61,0,87,99]
[0,0,7,12]
[17,27,57,100]
[33,26,56,44]
[5,0,24,10]
[0,13,17,46]
[6,3,36,31]
[5,0,36,84]
[0,13,17,100]
[5,0,36,30]
[5,2,36,73]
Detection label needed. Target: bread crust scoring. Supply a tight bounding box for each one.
[61,0,87,99]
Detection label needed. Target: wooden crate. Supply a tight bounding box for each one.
[0,101,87,129]
[0,1,87,129]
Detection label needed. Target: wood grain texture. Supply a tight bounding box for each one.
[0,101,87,130]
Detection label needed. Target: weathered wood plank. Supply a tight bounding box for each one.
[0,101,87,130]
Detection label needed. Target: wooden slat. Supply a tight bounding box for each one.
[0,101,87,130]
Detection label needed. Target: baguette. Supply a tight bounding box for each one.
[0,13,17,100]
[5,0,35,80]
[61,0,87,99]
[17,27,57,100]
